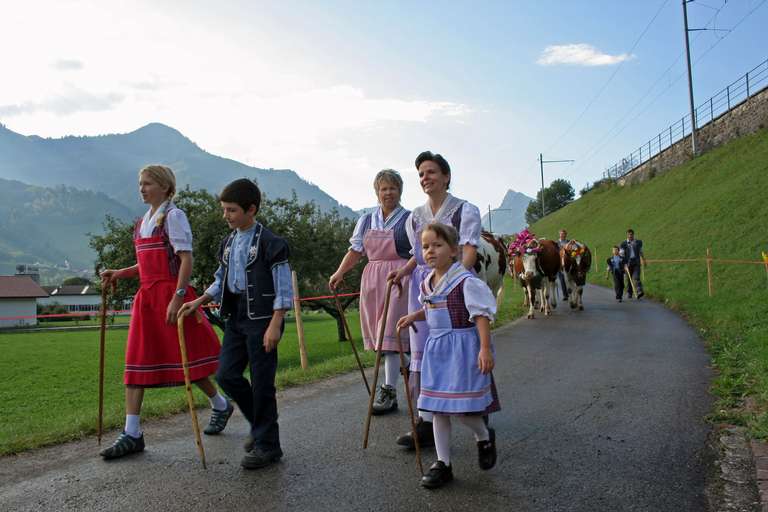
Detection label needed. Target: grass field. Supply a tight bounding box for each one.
[1,277,525,455]
[531,127,768,436]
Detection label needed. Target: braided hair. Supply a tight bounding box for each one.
[138,165,176,228]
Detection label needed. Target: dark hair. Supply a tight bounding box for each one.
[422,222,459,249]
[415,151,451,189]
[220,178,262,214]
[627,228,634,235]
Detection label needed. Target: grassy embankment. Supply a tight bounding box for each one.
[531,127,768,435]
[1,277,525,455]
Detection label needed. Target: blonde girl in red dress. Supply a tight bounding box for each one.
[99,165,231,459]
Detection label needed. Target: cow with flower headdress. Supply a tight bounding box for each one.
[508,229,557,318]
[561,240,592,310]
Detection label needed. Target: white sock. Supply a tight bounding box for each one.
[433,414,452,465]
[457,415,490,441]
[419,411,434,422]
[209,392,229,411]
[125,414,141,437]
[384,353,400,387]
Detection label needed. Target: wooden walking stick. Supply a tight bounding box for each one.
[624,265,637,297]
[363,280,395,449]
[97,286,108,445]
[334,292,371,396]
[397,327,423,476]
[176,315,207,469]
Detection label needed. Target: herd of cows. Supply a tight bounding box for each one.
[473,231,593,319]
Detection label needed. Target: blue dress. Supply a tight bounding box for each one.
[417,263,501,415]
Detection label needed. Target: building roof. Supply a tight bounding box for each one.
[0,276,49,298]
[48,285,99,296]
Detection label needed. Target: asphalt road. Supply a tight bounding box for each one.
[0,285,714,512]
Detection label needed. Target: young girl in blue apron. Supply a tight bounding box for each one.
[397,222,499,489]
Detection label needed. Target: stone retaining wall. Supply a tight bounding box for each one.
[618,86,768,186]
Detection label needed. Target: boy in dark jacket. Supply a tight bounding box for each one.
[606,246,627,302]
[180,178,292,469]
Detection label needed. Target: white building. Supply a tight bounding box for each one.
[0,276,48,328]
[38,284,102,312]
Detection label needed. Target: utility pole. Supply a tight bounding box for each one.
[682,0,697,156]
[538,153,574,219]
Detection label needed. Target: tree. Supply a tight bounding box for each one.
[525,179,575,224]
[61,276,92,286]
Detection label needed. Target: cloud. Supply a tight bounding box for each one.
[52,59,84,71]
[537,44,634,66]
[0,87,124,117]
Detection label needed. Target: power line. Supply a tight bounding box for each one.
[570,0,754,175]
[543,0,672,155]
[583,0,767,177]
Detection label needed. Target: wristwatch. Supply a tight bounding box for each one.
[175,288,187,297]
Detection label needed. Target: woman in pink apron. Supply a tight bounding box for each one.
[329,169,411,415]
[99,165,230,460]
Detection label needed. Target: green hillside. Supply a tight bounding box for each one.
[531,128,768,435]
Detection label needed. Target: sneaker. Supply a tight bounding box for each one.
[372,384,398,415]
[637,291,645,299]
[477,428,497,470]
[204,402,234,435]
[421,461,454,489]
[241,446,283,470]
[99,431,145,459]
[396,418,435,450]
[243,435,255,453]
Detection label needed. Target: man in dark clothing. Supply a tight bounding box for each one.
[619,229,646,299]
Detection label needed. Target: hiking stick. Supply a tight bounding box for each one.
[363,280,395,449]
[397,327,423,475]
[334,292,370,396]
[624,265,637,297]
[97,286,108,445]
[177,316,207,469]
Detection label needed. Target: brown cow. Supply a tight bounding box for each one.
[510,246,544,319]
[561,240,592,310]
[536,239,562,314]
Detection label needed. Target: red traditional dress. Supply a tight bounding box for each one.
[124,203,220,387]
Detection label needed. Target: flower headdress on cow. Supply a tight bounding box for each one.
[508,228,541,257]
[565,240,586,258]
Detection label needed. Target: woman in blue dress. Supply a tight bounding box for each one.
[389,151,483,448]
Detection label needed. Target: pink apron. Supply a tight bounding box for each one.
[359,228,411,352]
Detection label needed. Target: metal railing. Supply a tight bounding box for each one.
[603,57,768,180]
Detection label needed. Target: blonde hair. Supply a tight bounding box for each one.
[373,169,403,196]
[139,165,176,228]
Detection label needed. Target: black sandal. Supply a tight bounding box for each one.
[99,431,145,459]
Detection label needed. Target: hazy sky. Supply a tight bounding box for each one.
[1,0,765,211]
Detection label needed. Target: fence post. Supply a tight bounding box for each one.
[710,97,714,122]
[291,270,309,370]
[726,85,731,110]
[658,133,662,152]
[670,125,673,146]
[648,140,652,159]
[746,72,750,98]
[706,248,713,297]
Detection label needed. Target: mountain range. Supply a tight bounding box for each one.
[481,189,533,235]
[0,122,357,218]
[0,122,359,278]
